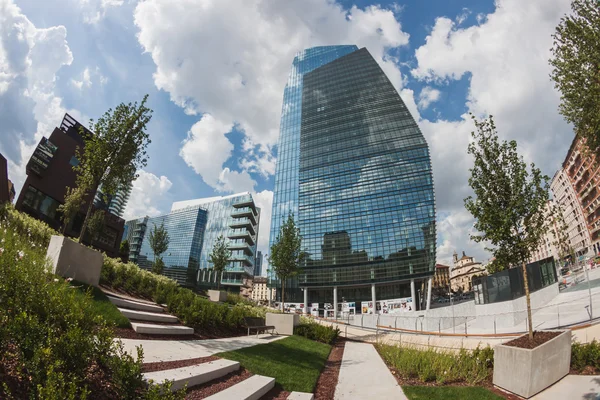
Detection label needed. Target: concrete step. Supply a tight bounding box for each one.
[107,296,164,313]
[143,359,239,391]
[204,375,275,400]
[288,392,314,400]
[131,322,194,335]
[118,308,178,323]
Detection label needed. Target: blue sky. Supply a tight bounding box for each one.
[1,0,574,266]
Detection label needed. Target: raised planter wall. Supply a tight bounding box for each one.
[266,313,299,335]
[46,235,103,286]
[493,330,571,398]
[208,290,228,303]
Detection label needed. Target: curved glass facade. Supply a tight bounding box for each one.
[270,46,436,304]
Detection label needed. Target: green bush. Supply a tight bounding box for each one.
[0,203,57,248]
[0,210,185,399]
[375,343,494,385]
[226,292,254,306]
[101,255,267,333]
[571,340,600,372]
[295,322,340,344]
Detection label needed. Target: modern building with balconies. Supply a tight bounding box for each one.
[170,192,260,294]
[123,216,149,263]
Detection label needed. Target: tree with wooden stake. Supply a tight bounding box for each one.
[149,222,169,275]
[209,235,232,290]
[550,0,600,152]
[58,186,86,234]
[269,213,303,312]
[464,115,550,341]
[64,95,153,242]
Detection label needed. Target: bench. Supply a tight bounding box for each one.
[243,317,275,337]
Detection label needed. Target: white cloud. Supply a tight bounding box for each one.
[418,86,441,110]
[411,0,573,263]
[218,168,256,193]
[80,0,124,24]
[71,67,92,89]
[0,0,74,194]
[134,0,410,183]
[123,170,173,220]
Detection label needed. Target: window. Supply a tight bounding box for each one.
[69,156,80,166]
[22,186,61,221]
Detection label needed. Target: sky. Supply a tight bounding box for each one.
[0,0,575,269]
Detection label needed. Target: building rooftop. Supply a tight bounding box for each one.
[171,192,253,212]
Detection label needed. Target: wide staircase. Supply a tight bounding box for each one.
[107,294,194,336]
[143,360,314,399]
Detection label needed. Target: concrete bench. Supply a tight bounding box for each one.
[243,317,275,337]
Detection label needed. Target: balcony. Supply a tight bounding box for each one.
[229,254,254,266]
[231,207,257,224]
[227,229,256,245]
[229,217,256,234]
[233,196,257,213]
[228,241,253,255]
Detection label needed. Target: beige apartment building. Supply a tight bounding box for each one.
[529,200,562,263]
[250,276,276,303]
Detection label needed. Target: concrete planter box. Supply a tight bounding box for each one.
[266,313,300,335]
[46,235,103,287]
[208,290,227,302]
[493,330,571,398]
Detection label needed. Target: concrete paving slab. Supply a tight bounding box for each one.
[117,334,285,363]
[131,322,194,335]
[143,359,239,391]
[531,375,600,400]
[108,296,164,313]
[118,308,178,323]
[334,341,407,399]
[204,375,275,400]
[288,392,314,400]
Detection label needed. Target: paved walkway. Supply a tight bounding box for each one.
[117,334,284,363]
[334,341,407,399]
[532,375,600,399]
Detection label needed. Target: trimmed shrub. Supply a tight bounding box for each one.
[295,322,340,344]
[0,210,185,399]
[226,292,254,306]
[375,343,494,385]
[571,340,600,372]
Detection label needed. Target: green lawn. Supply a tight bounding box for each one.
[70,282,131,328]
[217,335,331,392]
[403,386,503,400]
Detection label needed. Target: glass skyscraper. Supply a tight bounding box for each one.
[269,46,436,311]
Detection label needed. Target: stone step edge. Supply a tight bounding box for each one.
[131,322,194,335]
[288,392,314,400]
[118,308,178,323]
[143,359,240,391]
[107,295,164,313]
[204,375,275,400]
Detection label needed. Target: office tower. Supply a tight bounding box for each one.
[254,251,263,277]
[269,46,436,312]
[123,216,149,263]
[94,182,133,218]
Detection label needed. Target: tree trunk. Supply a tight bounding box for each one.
[217,270,221,290]
[522,260,534,340]
[78,198,95,242]
[281,278,285,313]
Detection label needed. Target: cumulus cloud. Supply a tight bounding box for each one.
[134,0,410,187]
[253,189,274,260]
[71,67,92,89]
[0,0,74,194]
[80,0,124,24]
[411,0,573,263]
[122,170,173,220]
[418,86,441,110]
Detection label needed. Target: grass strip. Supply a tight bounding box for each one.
[403,386,504,400]
[71,282,131,328]
[217,335,331,392]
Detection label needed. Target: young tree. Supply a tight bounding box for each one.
[269,213,303,311]
[208,235,231,290]
[149,223,169,275]
[550,0,600,151]
[58,186,86,234]
[120,239,130,263]
[464,115,550,341]
[550,204,576,267]
[86,210,105,241]
[66,95,153,241]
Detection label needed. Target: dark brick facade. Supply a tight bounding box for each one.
[15,114,124,257]
[0,153,9,204]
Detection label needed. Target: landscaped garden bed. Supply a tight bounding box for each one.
[314,339,346,400]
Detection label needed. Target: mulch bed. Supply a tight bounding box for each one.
[314,339,346,400]
[142,356,221,373]
[503,331,561,349]
[185,368,252,399]
[261,385,291,400]
[571,365,600,375]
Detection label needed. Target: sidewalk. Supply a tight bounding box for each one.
[117,334,284,363]
[531,375,600,399]
[334,341,407,399]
